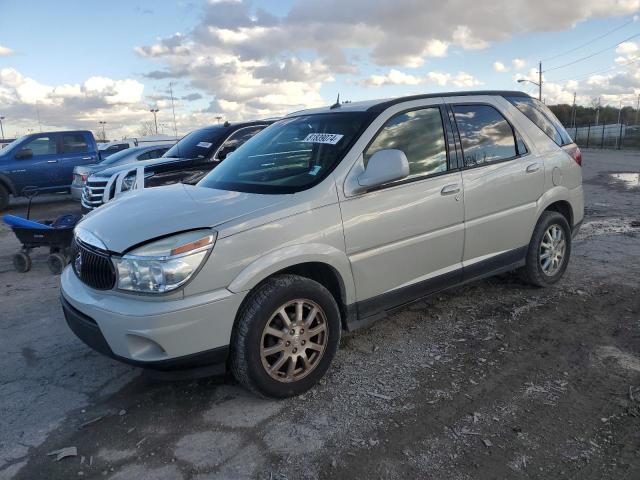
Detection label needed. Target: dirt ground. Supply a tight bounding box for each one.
[0,149,639,480]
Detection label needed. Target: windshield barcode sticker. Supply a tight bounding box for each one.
[302,133,344,145]
[196,142,213,148]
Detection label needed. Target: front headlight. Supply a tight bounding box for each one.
[113,230,216,293]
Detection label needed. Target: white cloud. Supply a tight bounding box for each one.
[0,45,14,56]
[512,58,527,70]
[616,41,639,55]
[494,61,510,72]
[361,69,483,88]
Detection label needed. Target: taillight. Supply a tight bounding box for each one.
[566,145,582,166]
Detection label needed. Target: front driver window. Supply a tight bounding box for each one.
[22,136,57,156]
[364,107,448,180]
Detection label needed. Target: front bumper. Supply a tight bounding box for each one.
[60,266,245,370]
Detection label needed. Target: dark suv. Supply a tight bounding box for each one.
[81,121,273,212]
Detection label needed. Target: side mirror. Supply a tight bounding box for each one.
[15,148,33,160]
[358,149,409,189]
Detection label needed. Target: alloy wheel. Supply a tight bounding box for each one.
[539,224,566,276]
[260,299,328,383]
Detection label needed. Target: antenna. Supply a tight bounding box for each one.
[330,93,341,110]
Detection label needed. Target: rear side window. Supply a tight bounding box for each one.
[364,107,448,180]
[62,134,89,153]
[214,126,265,160]
[137,148,168,160]
[506,96,572,146]
[452,105,518,167]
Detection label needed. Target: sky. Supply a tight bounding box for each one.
[1,0,640,139]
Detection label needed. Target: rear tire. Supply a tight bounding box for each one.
[47,253,67,275]
[13,252,31,273]
[231,274,341,398]
[519,211,571,287]
[0,184,9,211]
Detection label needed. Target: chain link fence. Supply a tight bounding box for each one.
[565,123,640,150]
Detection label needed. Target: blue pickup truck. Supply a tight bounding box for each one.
[0,130,98,210]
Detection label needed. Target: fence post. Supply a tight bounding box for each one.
[601,123,606,148]
[586,123,591,148]
[618,122,624,150]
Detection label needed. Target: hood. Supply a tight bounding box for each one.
[77,183,284,253]
[92,157,190,179]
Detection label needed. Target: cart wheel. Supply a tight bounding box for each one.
[47,253,67,275]
[13,252,32,273]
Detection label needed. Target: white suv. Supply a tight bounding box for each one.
[61,91,584,398]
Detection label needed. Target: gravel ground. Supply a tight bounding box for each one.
[0,149,639,480]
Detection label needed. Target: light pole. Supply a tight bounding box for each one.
[98,121,107,141]
[150,108,159,134]
[215,116,223,124]
[0,116,5,141]
[516,61,542,101]
[635,94,639,125]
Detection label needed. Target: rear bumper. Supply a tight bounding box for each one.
[70,184,83,201]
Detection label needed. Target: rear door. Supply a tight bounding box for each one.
[58,132,97,187]
[448,100,544,275]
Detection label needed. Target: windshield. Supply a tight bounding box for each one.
[99,147,138,165]
[198,112,371,194]
[163,127,226,159]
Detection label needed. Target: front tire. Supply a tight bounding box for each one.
[0,184,9,211]
[231,274,341,398]
[519,211,571,287]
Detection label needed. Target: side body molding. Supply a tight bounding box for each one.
[227,243,356,305]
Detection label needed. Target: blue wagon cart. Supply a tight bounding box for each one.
[3,213,81,274]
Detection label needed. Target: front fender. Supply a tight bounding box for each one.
[227,243,356,305]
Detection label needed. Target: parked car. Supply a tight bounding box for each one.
[71,144,172,201]
[98,135,176,159]
[0,130,98,210]
[81,121,272,212]
[61,91,583,398]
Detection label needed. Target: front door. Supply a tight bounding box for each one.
[11,134,62,193]
[340,105,465,318]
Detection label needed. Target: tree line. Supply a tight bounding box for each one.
[547,103,640,127]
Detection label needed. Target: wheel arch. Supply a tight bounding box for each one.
[0,173,17,195]
[227,244,356,329]
[536,187,574,229]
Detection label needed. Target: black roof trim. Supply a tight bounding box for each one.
[367,90,530,113]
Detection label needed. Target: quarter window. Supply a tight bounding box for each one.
[364,107,447,180]
[506,96,573,146]
[453,105,517,167]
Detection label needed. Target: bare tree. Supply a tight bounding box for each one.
[138,121,156,137]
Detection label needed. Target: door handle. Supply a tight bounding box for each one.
[526,163,541,173]
[82,156,92,160]
[441,184,461,196]
[47,160,58,163]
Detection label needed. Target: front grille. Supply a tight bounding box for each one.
[81,178,109,211]
[72,240,116,290]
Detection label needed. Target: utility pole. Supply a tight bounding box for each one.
[538,60,542,102]
[0,116,5,141]
[169,82,178,140]
[571,92,577,128]
[35,101,42,132]
[594,97,601,126]
[635,93,640,125]
[150,108,159,134]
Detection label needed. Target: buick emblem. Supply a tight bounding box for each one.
[75,251,82,274]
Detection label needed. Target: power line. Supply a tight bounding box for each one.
[544,32,640,72]
[542,18,635,62]
[549,55,640,83]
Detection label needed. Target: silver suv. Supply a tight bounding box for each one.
[61,91,584,398]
